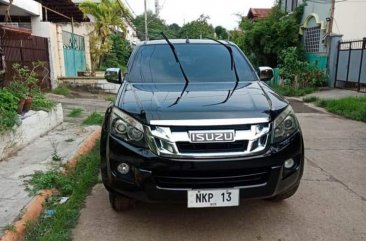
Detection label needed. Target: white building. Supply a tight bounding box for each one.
[0,0,93,87]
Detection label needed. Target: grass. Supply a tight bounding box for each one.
[302,96,319,103]
[23,142,100,241]
[4,224,16,232]
[52,85,70,97]
[271,85,316,97]
[315,96,366,122]
[83,112,104,125]
[104,95,116,102]
[67,108,83,118]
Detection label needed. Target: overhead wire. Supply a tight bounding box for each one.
[123,0,138,17]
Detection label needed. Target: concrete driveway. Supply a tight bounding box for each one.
[72,100,366,241]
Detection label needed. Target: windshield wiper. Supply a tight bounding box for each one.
[207,38,240,85]
[161,33,190,107]
[161,33,189,84]
[206,38,241,104]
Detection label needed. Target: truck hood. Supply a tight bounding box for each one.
[117,81,288,125]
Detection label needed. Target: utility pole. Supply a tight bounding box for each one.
[329,0,335,35]
[155,0,160,16]
[144,0,148,40]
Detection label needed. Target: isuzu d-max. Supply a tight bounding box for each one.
[101,37,304,211]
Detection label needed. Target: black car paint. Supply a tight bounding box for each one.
[101,40,304,204]
[116,81,288,124]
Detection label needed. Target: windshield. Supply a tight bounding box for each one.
[128,43,257,83]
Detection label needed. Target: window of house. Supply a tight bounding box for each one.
[283,0,299,12]
[303,26,321,53]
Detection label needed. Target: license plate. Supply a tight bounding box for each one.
[187,189,239,208]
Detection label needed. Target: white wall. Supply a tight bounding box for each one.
[333,1,366,40]
[31,18,62,88]
[0,104,63,161]
[31,19,94,86]
[0,0,41,16]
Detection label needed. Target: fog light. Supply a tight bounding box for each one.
[117,163,130,174]
[284,159,295,169]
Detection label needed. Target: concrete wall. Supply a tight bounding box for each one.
[300,1,331,54]
[59,77,120,94]
[0,104,63,161]
[31,19,93,87]
[327,34,342,87]
[59,22,93,72]
[0,0,41,16]
[333,2,366,40]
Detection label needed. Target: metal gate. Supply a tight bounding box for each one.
[0,34,51,89]
[62,31,86,77]
[334,38,366,92]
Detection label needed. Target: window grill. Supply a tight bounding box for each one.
[304,26,321,53]
[62,31,85,51]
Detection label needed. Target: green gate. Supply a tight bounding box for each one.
[63,31,86,77]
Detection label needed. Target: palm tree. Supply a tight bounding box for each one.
[80,0,131,72]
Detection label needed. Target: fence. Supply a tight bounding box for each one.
[0,34,51,89]
[334,38,366,92]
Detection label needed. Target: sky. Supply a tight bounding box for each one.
[122,0,275,30]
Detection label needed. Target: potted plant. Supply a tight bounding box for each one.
[11,62,45,113]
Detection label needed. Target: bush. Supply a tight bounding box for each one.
[0,89,18,112]
[279,47,328,88]
[0,89,19,133]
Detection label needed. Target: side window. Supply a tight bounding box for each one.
[233,48,257,81]
[128,46,155,82]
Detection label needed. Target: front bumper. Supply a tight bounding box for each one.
[101,131,304,202]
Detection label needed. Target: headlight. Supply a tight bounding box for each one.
[272,106,299,143]
[110,108,146,147]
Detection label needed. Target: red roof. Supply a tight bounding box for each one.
[247,8,271,20]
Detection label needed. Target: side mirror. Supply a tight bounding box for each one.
[105,68,122,84]
[258,67,274,81]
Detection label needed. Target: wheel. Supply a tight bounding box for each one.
[267,183,300,201]
[109,192,136,211]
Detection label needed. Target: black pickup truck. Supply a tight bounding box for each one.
[101,38,304,211]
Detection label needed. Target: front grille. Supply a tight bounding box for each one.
[154,167,270,189]
[176,140,248,153]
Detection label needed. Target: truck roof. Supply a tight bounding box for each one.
[138,39,234,46]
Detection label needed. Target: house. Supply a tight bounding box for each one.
[279,0,366,91]
[0,0,92,88]
[247,8,271,21]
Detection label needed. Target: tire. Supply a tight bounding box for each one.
[267,183,300,201]
[109,192,136,211]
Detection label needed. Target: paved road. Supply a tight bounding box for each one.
[72,101,366,241]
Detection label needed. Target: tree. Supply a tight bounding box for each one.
[133,11,180,40]
[79,0,131,72]
[179,15,215,39]
[232,4,304,67]
[100,34,132,71]
[215,26,228,40]
[168,23,182,38]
